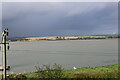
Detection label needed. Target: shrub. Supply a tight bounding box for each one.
[35,63,63,79]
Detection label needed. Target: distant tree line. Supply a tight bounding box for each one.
[8,34,119,42]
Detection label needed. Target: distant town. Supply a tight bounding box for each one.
[8,34,119,42]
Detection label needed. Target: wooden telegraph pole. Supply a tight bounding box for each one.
[1,28,8,80]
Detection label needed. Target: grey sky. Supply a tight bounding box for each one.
[0,2,2,38]
[2,2,118,37]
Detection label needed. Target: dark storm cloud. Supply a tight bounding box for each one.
[53,3,117,34]
[2,2,118,37]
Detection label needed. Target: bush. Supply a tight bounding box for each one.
[35,63,63,79]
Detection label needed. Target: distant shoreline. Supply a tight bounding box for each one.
[8,35,119,42]
[9,38,118,42]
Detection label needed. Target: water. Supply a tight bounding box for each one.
[0,39,118,73]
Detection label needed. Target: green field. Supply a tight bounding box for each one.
[1,64,119,80]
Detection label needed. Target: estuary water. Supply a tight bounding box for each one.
[0,39,118,73]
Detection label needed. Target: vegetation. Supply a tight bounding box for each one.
[0,64,119,80]
[63,64,119,78]
[34,63,63,79]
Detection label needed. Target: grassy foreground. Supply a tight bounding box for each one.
[1,64,120,79]
[63,64,119,78]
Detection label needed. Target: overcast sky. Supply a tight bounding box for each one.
[2,2,118,38]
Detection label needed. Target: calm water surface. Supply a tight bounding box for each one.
[0,39,118,73]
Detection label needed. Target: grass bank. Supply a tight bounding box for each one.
[63,64,119,78]
[1,64,120,79]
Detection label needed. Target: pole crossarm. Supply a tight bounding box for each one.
[0,43,9,44]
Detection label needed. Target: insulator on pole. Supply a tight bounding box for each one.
[7,45,10,50]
